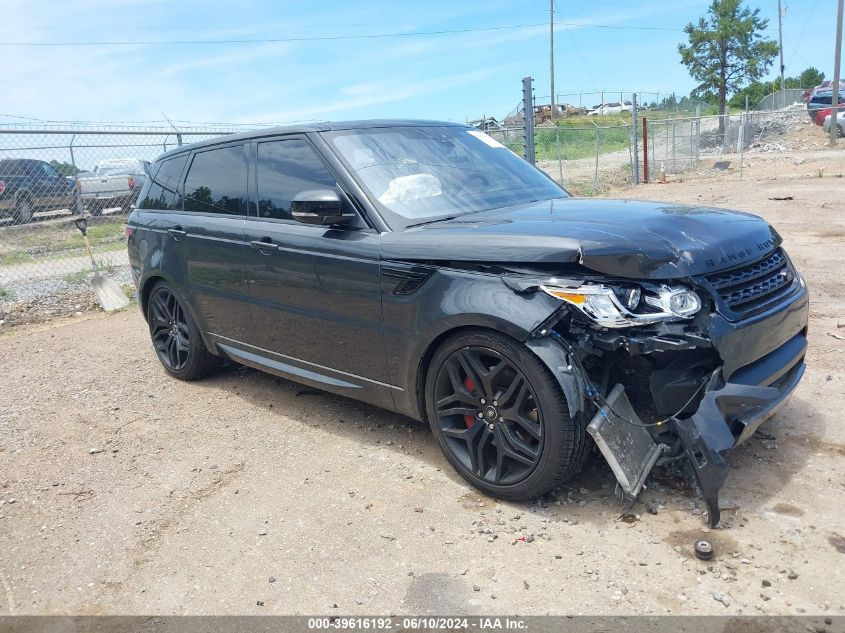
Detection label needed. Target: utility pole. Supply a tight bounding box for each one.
[777,0,785,91]
[830,0,843,147]
[550,0,555,120]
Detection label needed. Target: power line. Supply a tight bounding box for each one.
[0,9,553,32]
[0,19,693,47]
[0,23,545,46]
[787,0,820,71]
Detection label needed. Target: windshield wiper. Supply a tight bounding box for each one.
[404,215,460,229]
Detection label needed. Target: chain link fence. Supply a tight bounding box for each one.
[489,122,635,194]
[0,107,816,325]
[758,89,807,111]
[643,108,813,180]
[486,107,813,192]
[0,124,252,325]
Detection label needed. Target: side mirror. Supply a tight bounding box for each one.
[291,189,354,226]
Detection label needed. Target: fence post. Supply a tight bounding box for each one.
[642,118,649,183]
[739,112,746,179]
[68,134,77,175]
[522,76,536,166]
[689,121,695,168]
[592,121,600,190]
[555,123,563,184]
[671,119,677,173]
[695,105,701,164]
[630,93,639,184]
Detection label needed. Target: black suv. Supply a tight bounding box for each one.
[0,159,82,223]
[127,121,808,525]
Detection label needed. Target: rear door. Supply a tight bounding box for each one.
[155,143,253,342]
[240,135,390,401]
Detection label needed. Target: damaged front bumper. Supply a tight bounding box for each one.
[529,276,809,527]
[673,291,808,526]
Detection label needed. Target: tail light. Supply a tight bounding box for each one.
[128,176,136,189]
[125,226,135,239]
[0,180,5,195]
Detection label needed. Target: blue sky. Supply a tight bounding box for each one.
[1,0,839,125]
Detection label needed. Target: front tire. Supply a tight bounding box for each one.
[147,281,217,380]
[425,329,586,500]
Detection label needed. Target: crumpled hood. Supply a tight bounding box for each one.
[380,197,781,279]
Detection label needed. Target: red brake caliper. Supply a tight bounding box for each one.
[463,377,476,428]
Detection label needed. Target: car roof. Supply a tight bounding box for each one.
[155,119,467,162]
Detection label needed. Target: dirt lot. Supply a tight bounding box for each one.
[1,151,844,617]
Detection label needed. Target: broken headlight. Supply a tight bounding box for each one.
[541,282,701,328]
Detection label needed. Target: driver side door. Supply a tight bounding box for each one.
[238,135,393,407]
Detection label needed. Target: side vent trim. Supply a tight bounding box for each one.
[382,262,436,295]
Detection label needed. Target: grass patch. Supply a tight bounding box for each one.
[0,285,11,300]
[62,263,116,284]
[0,251,32,267]
[503,124,632,161]
[0,219,126,266]
[62,269,92,284]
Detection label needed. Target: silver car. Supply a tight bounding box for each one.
[823,111,845,137]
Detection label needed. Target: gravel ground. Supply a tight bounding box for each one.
[0,154,844,616]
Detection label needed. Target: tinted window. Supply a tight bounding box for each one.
[184,145,247,215]
[139,154,188,210]
[40,163,61,178]
[255,139,337,220]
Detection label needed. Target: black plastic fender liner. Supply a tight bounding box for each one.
[524,335,587,420]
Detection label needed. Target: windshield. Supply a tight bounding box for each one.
[323,125,567,229]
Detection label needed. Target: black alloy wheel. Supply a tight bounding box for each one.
[149,286,191,372]
[434,346,543,484]
[426,330,586,500]
[146,281,217,380]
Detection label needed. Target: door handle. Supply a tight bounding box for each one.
[167,227,187,240]
[250,238,279,253]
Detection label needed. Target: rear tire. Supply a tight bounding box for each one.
[424,329,587,500]
[146,281,217,381]
[13,198,33,225]
[88,201,103,217]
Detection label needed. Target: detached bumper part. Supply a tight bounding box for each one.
[675,332,806,527]
[585,331,805,528]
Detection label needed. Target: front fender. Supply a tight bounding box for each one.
[381,266,564,419]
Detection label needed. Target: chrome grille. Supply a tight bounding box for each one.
[706,248,796,318]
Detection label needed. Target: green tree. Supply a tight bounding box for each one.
[48,159,79,177]
[799,67,824,88]
[679,0,778,127]
[727,80,771,109]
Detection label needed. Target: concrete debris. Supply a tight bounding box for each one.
[712,591,731,607]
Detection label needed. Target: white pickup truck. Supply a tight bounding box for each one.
[77,158,150,215]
